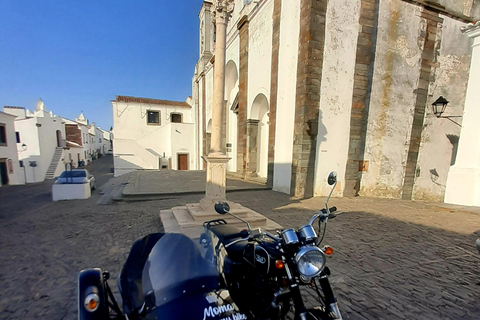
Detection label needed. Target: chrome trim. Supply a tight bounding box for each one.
[84,293,100,312]
[295,246,326,278]
[281,229,299,245]
[328,302,342,319]
[298,225,317,242]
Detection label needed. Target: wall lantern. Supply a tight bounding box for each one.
[431,96,462,126]
[35,123,42,127]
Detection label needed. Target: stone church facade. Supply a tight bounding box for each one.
[191,0,480,202]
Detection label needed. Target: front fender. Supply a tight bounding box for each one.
[78,268,109,320]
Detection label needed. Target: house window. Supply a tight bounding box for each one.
[0,124,6,146]
[171,113,182,123]
[15,132,20,143]
[147,111,160,125]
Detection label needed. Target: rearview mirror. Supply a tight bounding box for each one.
[214,201,230,215]
[327,172,337,186]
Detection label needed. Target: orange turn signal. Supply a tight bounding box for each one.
[324,246,334,256]
[88,298,98,310]
[84,293,100,312]
[275,260,285,269]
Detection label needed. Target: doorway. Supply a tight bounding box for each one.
[56,130,62,147]
[0,159,9,186]
[177,154,188,170]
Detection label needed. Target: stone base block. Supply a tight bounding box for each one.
[444,166,480,207]
[159,202,282,238]
[52,183,91,201]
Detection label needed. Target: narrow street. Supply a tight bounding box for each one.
[0,155,114,220]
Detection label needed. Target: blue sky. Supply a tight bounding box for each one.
[0,0,201,130]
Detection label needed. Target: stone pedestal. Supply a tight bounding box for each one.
[445,24,480,207]
[199,154,230,211]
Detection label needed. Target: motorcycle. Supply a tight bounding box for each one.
[78,172,343,320]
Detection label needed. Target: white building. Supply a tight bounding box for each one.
[4,100,66,183]
[98,128,112,155]
[111,95,195,177]
[191,0,479,203]
[0,111,24,186]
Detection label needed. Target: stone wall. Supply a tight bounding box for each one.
[291,0,328,198]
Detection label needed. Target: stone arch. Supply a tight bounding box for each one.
[248,93,269,178]
[225,60,239,172]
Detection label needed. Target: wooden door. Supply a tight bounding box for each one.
[178,154,188,170]
[0,159,9,186]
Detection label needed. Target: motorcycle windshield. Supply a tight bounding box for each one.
[142,229,219,309]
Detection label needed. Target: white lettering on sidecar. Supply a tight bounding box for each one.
[203,304,234,320]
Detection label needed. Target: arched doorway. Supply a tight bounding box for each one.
[56,130,62,147]
[249,94,269,178]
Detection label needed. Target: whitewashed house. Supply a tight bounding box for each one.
[111,95,195,177]
[0,111,24,186]
[3,100,65,183]
[98,128,112,155]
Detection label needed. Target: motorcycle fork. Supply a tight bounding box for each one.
[284,263,308,320]
[318,269,342,319]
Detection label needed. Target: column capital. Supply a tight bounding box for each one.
[461,21,480,38]
[213,0,235,21]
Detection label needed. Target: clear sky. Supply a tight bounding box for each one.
[0,0,201,130]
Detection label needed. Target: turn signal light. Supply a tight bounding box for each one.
[324,246,334,256]
[84,293,100,312]
[275,260,285,269]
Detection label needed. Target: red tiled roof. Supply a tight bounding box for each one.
[115,96,190,108]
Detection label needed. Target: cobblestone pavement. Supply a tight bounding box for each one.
[1,163,479,319]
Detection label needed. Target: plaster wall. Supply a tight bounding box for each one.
[360,0,423,198]
[170,123,196,170]
[313,0,361,197]
[112,101,194,175]
[413,16,471,201]
[246,0,273,120]
[0,112,23,185]
[13,111,64,183]
[14,118,41,183]
[272,0,300,194]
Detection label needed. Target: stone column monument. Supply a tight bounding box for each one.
[160,0,281,235]
[199,0,234,211]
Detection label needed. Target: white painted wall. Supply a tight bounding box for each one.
[9,108,65,183]
[112,100,195,176]
[445,24,480,206]
[170,123,196,170]
[414,16,471,201]
[0,112,24,185]
[313,0,361,197]
[246,0,273,120]
[272,0,301,193]
[360,0,422,198]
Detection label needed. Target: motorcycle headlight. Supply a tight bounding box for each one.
[295,246,326,278]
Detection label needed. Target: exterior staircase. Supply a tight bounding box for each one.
[46,147,63,179]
